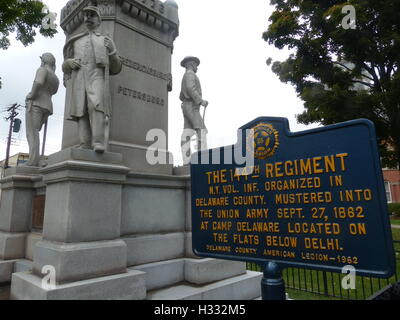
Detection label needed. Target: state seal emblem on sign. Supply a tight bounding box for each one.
[247,123,279,160]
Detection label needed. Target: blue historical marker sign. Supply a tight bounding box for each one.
[191,117,396,278]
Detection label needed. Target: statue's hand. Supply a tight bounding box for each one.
[65,59,81,70]
[104,38,116,54]
[201,100,209,108]
[25,95,33,109]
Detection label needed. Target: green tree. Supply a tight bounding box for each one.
[0,0,57,88]
[263,0,400,168]
[0,0,56,49]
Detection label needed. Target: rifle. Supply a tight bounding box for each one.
[202,105,207,123]
[41,118,48,156]
[104,56,111,150]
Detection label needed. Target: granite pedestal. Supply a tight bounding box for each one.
[0,167,40,283]
[10,148,146,299]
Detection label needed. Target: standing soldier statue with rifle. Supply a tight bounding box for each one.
[62,3,122,153]
[25,53,60,167]
[180,56,209,164]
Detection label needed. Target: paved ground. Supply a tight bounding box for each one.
[0,286,10,300]
[392,224,400,229]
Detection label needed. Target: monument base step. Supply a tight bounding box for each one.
[147,271,262,300]
[0,260,15,284]
[184,258,246,285]
[0,259,34,285]
[130,259,185,291]
[130,258,247,291]
[14,259,33,273]
[0,285,10,300]
[10,269,146,300]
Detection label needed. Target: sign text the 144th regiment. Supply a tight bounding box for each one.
[191,117,396,278]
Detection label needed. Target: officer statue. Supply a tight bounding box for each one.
[25,53,60,167]
[180,56,209,164]
[62,4,122,153]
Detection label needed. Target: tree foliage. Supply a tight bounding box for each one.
[0,0,56,50]
[0,0,57,90]
[263,0,400,168]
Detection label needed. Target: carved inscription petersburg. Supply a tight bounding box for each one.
[117,86,165,106]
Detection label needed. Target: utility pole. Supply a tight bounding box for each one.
[3,103,21,169]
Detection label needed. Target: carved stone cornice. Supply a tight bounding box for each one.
[120,0,179,36]
[60,0,179,42]
[60,0,89,34]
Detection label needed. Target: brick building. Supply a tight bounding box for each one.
[383,169,400,203]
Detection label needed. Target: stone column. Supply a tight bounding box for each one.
[60,0,179,174]
[11,149,146,300]
[0,167,39,283]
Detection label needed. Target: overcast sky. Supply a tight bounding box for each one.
[0,0,319,165]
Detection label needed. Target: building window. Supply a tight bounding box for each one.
[385,181,392,203]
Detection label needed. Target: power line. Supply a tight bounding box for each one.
[2,103,22,168]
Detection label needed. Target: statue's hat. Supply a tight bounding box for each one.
[40,52,56,66]
[181,56,200,68]
[83,5,101,19]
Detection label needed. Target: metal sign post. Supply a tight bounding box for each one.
[261,262,286,300]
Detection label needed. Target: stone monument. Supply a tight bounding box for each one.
[25,53,60,167]
[180,56,209,165]
[1,0,262,300]
[60,0,179,174]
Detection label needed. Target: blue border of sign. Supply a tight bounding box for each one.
[191,117,396,278]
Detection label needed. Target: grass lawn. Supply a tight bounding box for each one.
[286,227,400,300]
[390,216,400,226]
[248,227,400,300]
[392,227,400,251]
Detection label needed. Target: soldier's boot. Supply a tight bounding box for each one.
[77,117,92,150]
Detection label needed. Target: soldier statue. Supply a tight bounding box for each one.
[62,4,122,153]
[180,56,209,164]
[25,53,60,167]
